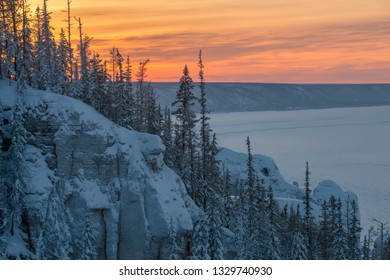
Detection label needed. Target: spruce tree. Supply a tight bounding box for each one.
[171,64,198,196]
[168,223,181,260]
[318,201,330,259]
[332,198,347,259]
[221,168,234,230]
[289,230,308,260]
[17,0,33,92]
[79,212,97,260]
[189,214,210,260]
[161,106,174,168]
[362,236,370,260]
[2,101,31,259]
[265,185,281,259]
[36,179,72,260]
[134,59,150,132]
[302,161,315,259]
[346,198,361,259]
[207,194,224,260]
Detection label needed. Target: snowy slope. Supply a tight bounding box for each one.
[153,82,390,113]
[0,80,198,259]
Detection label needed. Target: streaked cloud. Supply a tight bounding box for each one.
[29,0,390,83]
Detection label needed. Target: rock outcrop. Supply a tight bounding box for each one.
[0,81,197,259]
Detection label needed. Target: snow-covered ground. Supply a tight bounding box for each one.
[210,106,390,231]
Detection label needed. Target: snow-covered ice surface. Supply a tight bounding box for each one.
[210,106,390,231]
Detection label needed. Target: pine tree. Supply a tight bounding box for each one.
[56,28,70,94]
[221,168,234,230]
[302,161,315,259]
[144,82,162,135]
[17,0,33,92]
[265,185,281,259]
[318,200,331,259]
[234,207,246,259]
[65,0,73,82]
[134,59,150,132]
[287,206,308,260]
[75,16,92,99]
[79,212,97,260]
[39,0,57,91]
[0,0,8,78]
[289,230,308,260]
[2,101,31,259]
[172,64,198,196]
[36,179,72,260]
[207,194,224,260]
[189,214,210,260]
[168,220,181,260]
[362,236,370,260]
[346,198,361,259]
[161,106,174,168]
[332,198,347,259]
[86,52,106,112]
[0,0,18,81]
[197,50,212,209]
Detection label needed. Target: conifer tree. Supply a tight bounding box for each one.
[221,168,234,230]
[161,106,174,168]
[134,59,150,132]
[207,194,224,260]
[75,16,92,98]
[234,208,246,260]
[265,185,281,259]
[332,198,347,259]
[17,0,33,92]
[79,212,97,260]
[65,0,73,82]
[36,179,72,260]
[39,0,57,91]
[2,101,31,259]
[0,0,8,78]
[318,201,331,259]
[302,161,315,259]
[362,236,370,260]
[289,230,308,260]
[346,198,361,259]
[168,223,181,260]
[189,214,210,260]
[172,64,198,196]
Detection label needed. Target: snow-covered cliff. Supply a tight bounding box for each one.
[0,81,197,259]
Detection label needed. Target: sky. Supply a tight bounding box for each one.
[30,0,390,83]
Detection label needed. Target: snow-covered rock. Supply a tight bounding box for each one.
[217,147,302,199]
[0,80,198,259]
[217,147,360,220]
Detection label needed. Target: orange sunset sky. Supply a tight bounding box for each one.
[30,0,390,83]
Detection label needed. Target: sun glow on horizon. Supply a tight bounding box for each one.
[28,0,390,83]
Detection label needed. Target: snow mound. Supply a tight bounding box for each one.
[217,147,303,199]
[217,147,360,221]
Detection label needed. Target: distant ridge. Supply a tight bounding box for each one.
[152,83,390,112]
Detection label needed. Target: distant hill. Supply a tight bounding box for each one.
[153,83,390,112]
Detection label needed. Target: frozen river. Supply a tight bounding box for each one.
[210,106,390,232]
